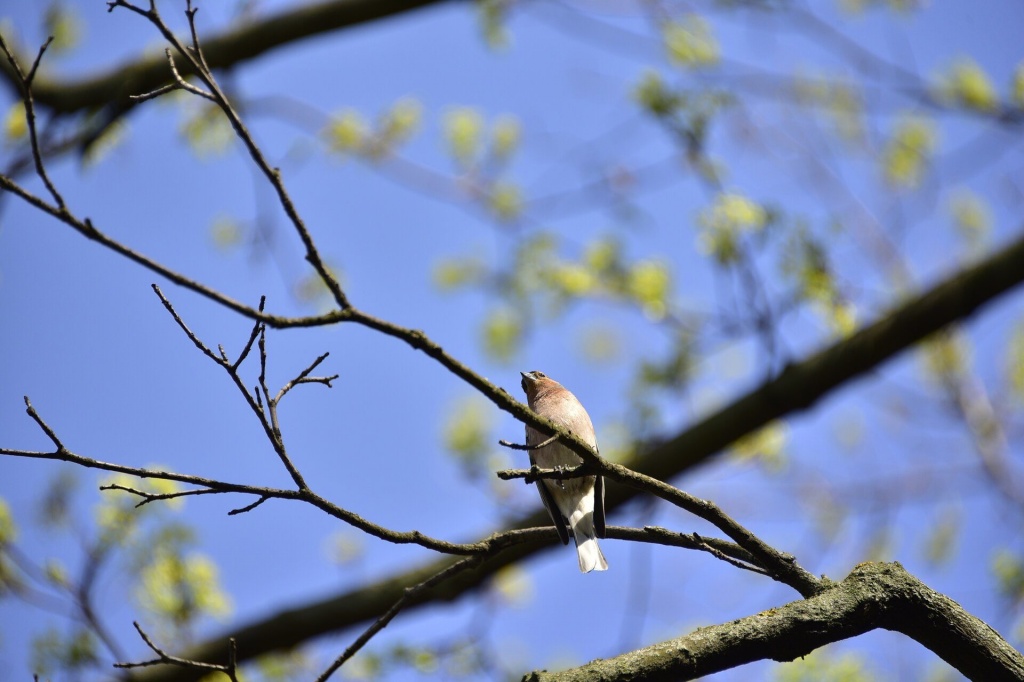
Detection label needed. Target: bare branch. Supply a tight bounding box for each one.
[497,434,559,451]
[495,463,592,484]
[3,171,344,328]
[152,285,222,363]
[23,396,66,451]
[0,441,515,558]
[276,352,337,402]
[315,554,485,682]
[115,621,238,681]
[0,34,65,210]
[99,483,223,508]
[232,297,266,370]
[129,82,178,103]
[228,495,269,516]
[527,562,1024,682]
[162,48,215,102]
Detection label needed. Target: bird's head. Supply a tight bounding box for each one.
[520,370,561,405]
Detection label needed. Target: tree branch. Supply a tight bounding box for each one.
[0,0,455,116]
[522,562,1024,682]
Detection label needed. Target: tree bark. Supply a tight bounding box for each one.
[0,0,455,115]
[522,562,1024,682]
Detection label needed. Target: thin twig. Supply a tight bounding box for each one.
[129,82,178,103]
[115,621,237,679]
[0,34,65,210]
[276,352,337,401]
[162,48,215,102]
[498,434,559,451]
[152,284,221,362]
[0,441,504,557]
[495,463,592,484]
[23,396,65,450]
[233,297,266,370]
[228,495,269,515]
[100,483,223,508]
[0,171,345,329]
[315,555,485,682]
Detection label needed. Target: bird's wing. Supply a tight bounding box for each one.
[536,480,571,545]
[527,426,571,545]
[593,474,606,538]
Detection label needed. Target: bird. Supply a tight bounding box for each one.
[520,370,607,573]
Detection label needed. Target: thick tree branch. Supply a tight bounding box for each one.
[642,230,1024,479]
[0,0,455,116]
[522,562,1024,682]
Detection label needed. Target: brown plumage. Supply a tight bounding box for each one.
[520,370,607,573]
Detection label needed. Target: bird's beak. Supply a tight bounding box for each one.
[520,371,529,380]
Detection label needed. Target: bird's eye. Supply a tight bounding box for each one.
[536,371,545,378]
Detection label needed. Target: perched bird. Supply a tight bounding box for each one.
[520,370,607,573]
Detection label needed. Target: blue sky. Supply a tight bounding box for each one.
[1,1,1023,680]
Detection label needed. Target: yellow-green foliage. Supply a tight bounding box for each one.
[1013,61,1024,107]
[432,255,487,291]
[444,107,485,165]
[82,118,127,168]
[327,530,365,566]
[324,98,422,158]
[180,103,235,158]
[136,548,232,625]
[919,330,970,386]
[492,565,534,606]
[774,649,875,681]
[626,260,672,320]
[476,0,510,49]
[442,395,495,472]
[634,71,679,117]
[840,0,921,14]
[782,230,856,336]
[488,181,523,222]
[32,628,97,677]
[443,107,522,169]
[731,421,788,470]
[992,550,1024,602]
[922,509,959,566]
[437,233,679,362]
[326,109,369,154]
[948,189,991,247]
[251,650,317,682]
[481,307,524,362]
[1008,322,1024,402]
[882,114,936,188]
[794,74,864,141]
[491,114,521,159]
[295,263,344,305]
[209,214,244,251]
[0,497,15,544]
[938,57,998,111]
[697,192,769,263]
[663,15,719,68]
[379,98,423,146]
[95,472,183,546]
[44,559,69,588]
[577,321,622,364]
[44,3,82,53]
[3,103,27,143]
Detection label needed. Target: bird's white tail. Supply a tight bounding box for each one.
[570,512,608,573]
